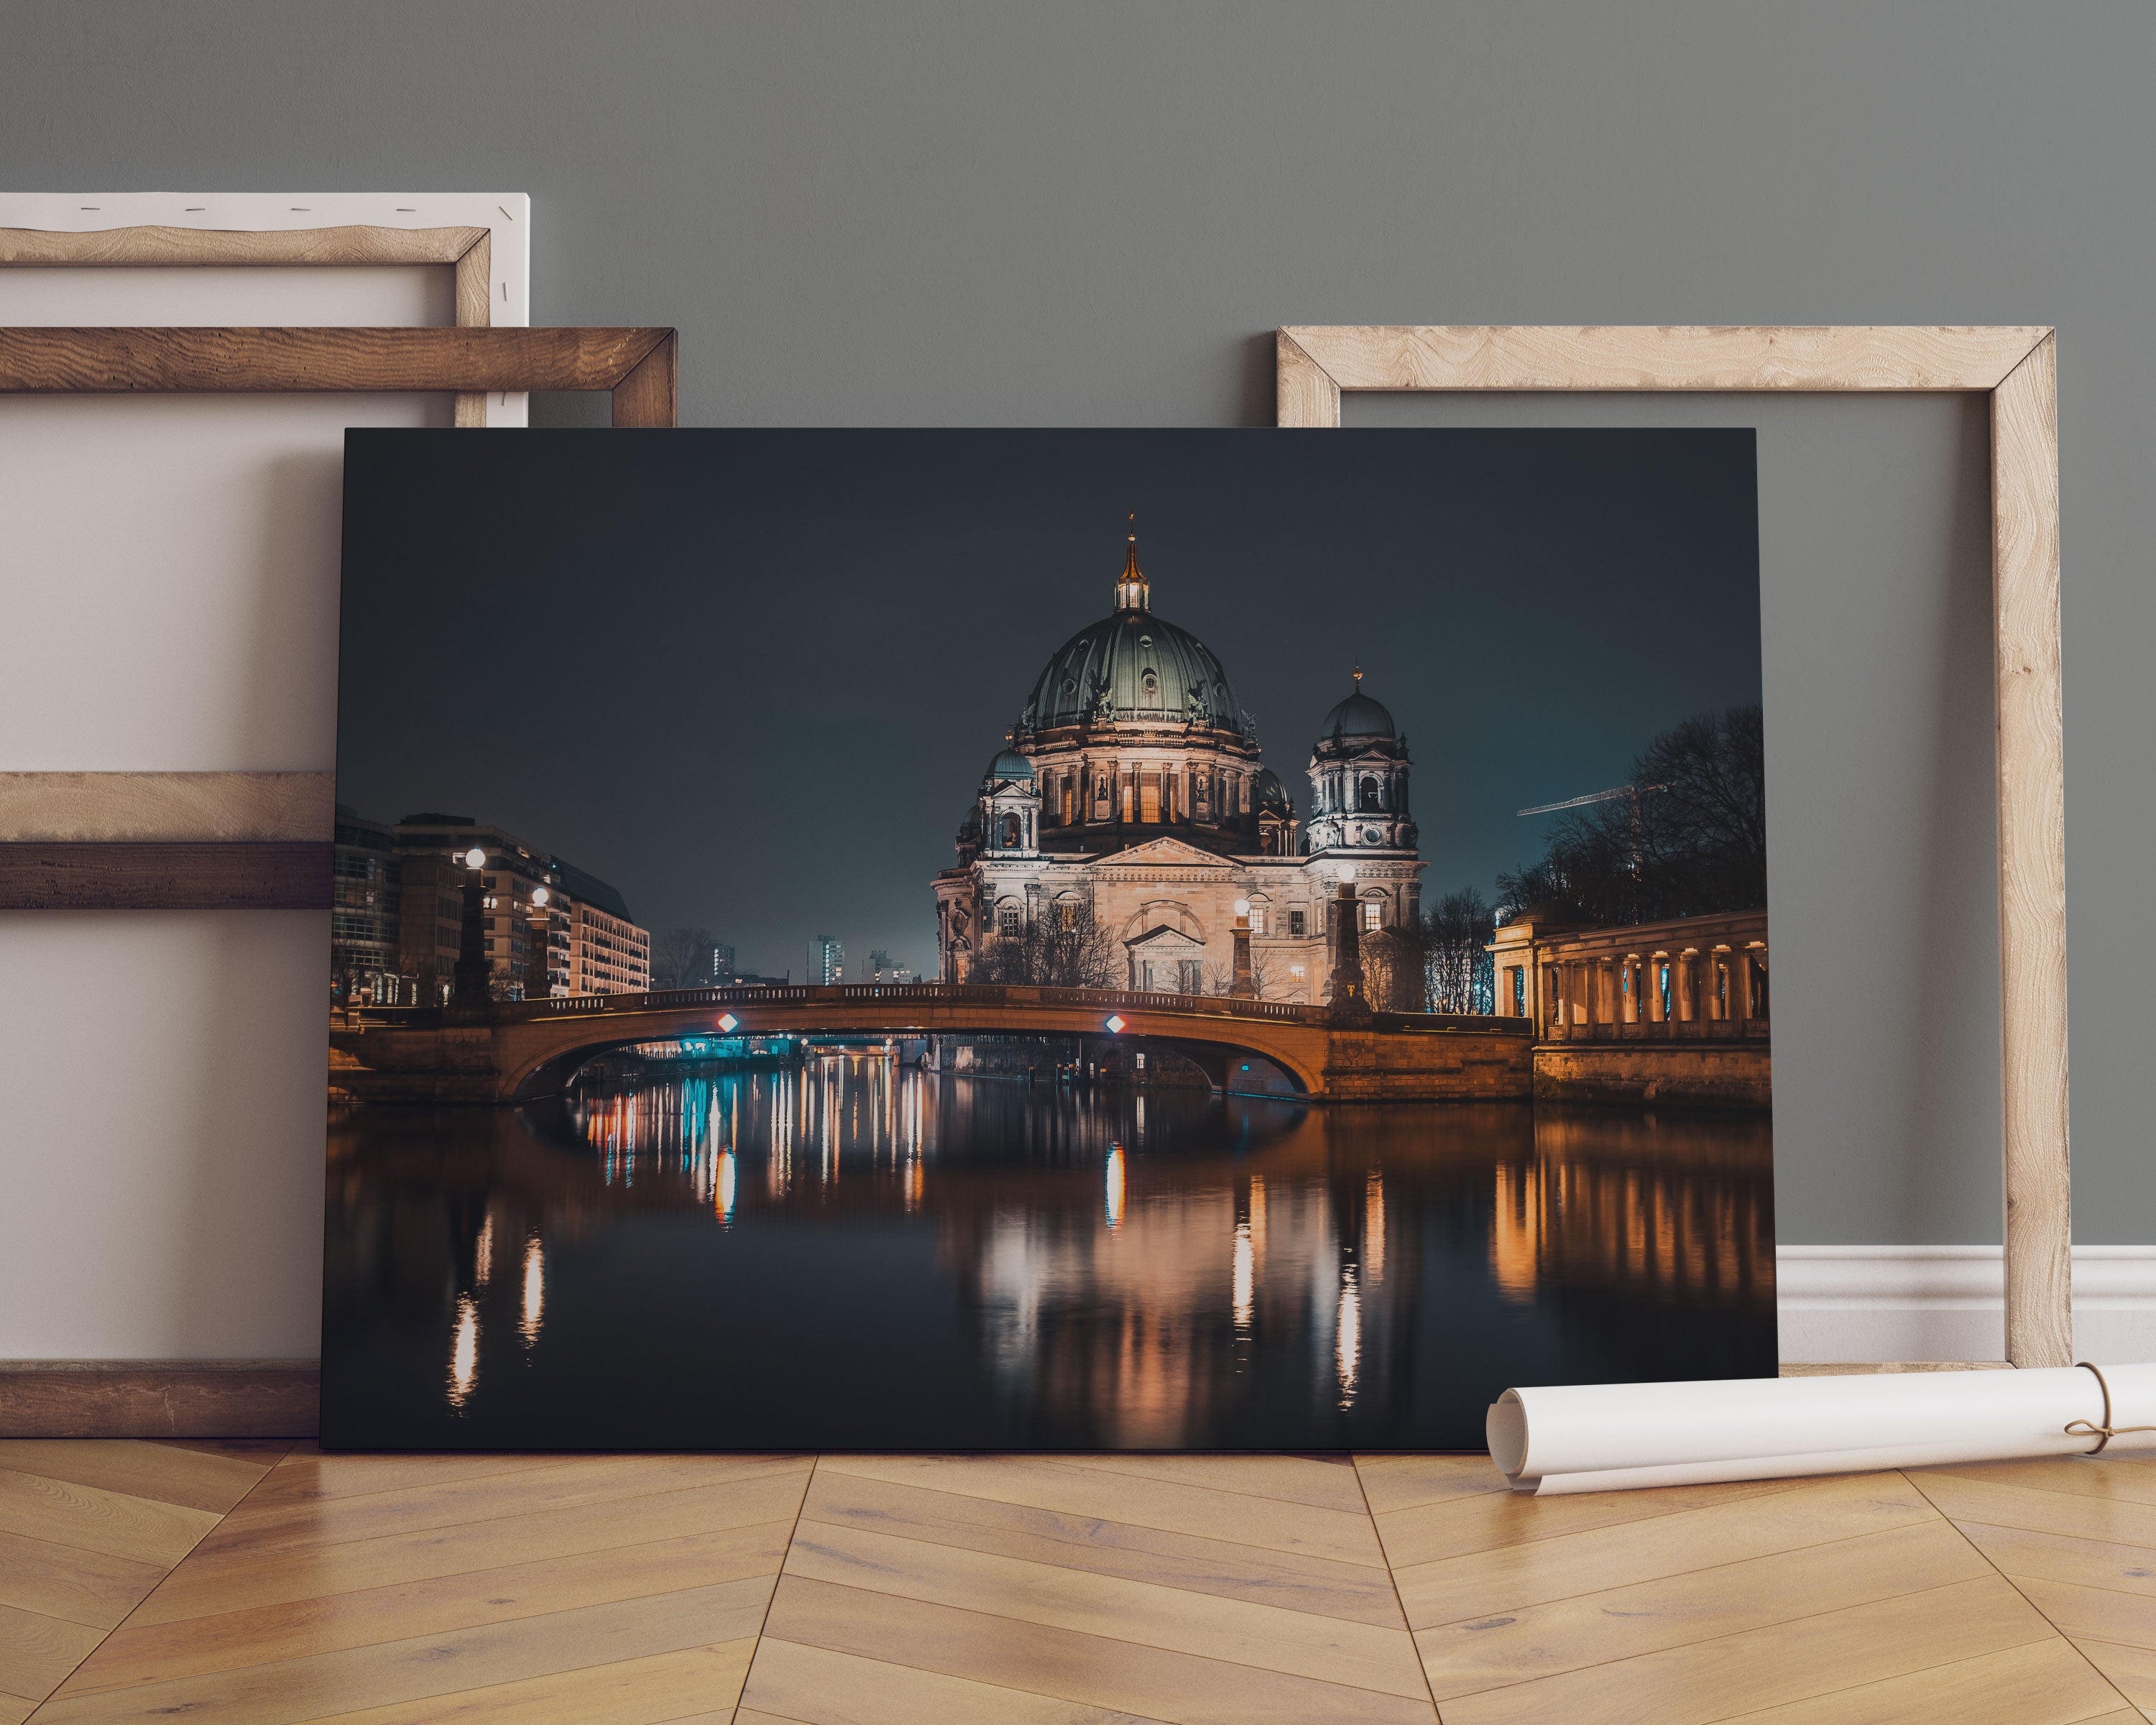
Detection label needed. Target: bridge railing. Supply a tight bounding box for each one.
[339,982,1532,1037]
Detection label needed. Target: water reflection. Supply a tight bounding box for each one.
[322,1056,1775,1449]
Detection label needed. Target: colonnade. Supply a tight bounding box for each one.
[1538,942,1768,1036]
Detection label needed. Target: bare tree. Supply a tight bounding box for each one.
[652,926,718,990]
[1423,887,1496,1013]
[977,899,1118,988]
[1501,704,1766,927]
[1201,949,1278,1000]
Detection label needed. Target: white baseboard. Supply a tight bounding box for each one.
[1776,1245,2156,1363]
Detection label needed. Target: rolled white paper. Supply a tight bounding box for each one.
[1488,1362,2156,1496]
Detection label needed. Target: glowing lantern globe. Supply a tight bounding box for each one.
[717,1012,740,1033]
[1104,1014,1126,1034]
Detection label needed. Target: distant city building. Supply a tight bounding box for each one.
[331,810,651,1004]
[936,531,1422,1000]
[721,969,791,987]
[891,967,916,985]
[709,941,737,981]
[808,935,843,985]
[331,806,405,1005]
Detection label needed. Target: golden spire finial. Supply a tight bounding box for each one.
[1353,663,1363,688]
[1115,512,1148,611]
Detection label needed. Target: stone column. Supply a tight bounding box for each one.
[1676,952,1695,1021]
[1730,947,1751,1024]
[1328,878,1371,1021]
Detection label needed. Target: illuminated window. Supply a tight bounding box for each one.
[1248,905,1268,936]
[1289,963,1307,980]
[999,903,1021,937]
[1057,899,1078,929]
[1361,901,1382,931]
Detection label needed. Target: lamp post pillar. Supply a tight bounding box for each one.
[1231,898,1256,998]
[451,848,492,1012]
[1329,876,1371,1022]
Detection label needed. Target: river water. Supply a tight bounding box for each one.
[321,1054,1776,1449]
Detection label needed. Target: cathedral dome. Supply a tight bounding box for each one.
[1318,672,1396,743]
[1256,768,1294,815]
[1018,533,1245,736]
[984,748,1034,784]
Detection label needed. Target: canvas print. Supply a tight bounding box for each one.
[324,428,1774,1449]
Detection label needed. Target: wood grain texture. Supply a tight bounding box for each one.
[1275,328,1342,428]
[0,1366,318,1438]
[0,773,333,843]
[1277,324,2050,407]
[0,225,486,267]
[1992,332,2073,1370]
[611,328,678,427]
[451,229,492,428]
[0,326,671,395]
[0,843,330,911]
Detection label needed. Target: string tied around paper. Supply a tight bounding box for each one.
[2066,1361,2156,1455]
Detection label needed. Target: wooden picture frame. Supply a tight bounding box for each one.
[1276,325,2066,1371]
[0,325,679,914]
[0,205,522,424]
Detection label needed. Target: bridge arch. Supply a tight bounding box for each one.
[486,984,1329,1103]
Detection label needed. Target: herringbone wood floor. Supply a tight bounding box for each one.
[0,1440,2150,1723]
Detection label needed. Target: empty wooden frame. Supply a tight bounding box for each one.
[1276,325,2068,1371]
[1,218,503,421]
[0,324,680,914]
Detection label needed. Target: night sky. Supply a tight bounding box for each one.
[336,429,1761,978]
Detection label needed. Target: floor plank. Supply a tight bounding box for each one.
[1953,1519,2156,1602]
[0,1532,167,1632]
[54,1519,796,1696]
[0,1443,271,1517]
[1043,1453,1373,1514]
[2068,1637,2156,1717]
[27,1579,771,1725]
[1706,1635,2130,1725]
[1432,1574,2058,1725]
[1349,1455,1506,1519]
[181,1452,801,1566]
[0,1468,221,1569]
[780,1517,1429,1698]
[127,1466,815,1627]
[1910,1471,2156,1549]
[797,1466,1406,1627]
[1414,1519,1989,1701]
[292,1635,759,1725]
[814,1456,1388,1570]
[755,1573,1438,1725]
[2013,1576,2156,1651]
[0,1604,103,1703]
[1372,1473,1802,1570]
[742,1634,1176,1723]
[1391,1469,1939,1630]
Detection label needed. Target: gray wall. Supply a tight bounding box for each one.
[4,2,2147,1243]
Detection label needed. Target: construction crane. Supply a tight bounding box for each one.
[1516,784,1656,818]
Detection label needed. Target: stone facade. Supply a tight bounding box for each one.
[936,531,1424,1002]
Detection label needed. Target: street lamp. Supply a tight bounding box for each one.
[1104,1013,1126,1034]
[451,845,492,1009]
[531,886,549,908]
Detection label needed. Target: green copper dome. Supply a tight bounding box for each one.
[1018,534,1248,736]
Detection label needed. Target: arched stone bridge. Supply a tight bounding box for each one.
[330,982,1534,1105]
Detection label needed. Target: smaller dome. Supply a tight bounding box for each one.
[1319,671,1396,742]
[1256,768,1294,814]
[984,748,1035,784]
